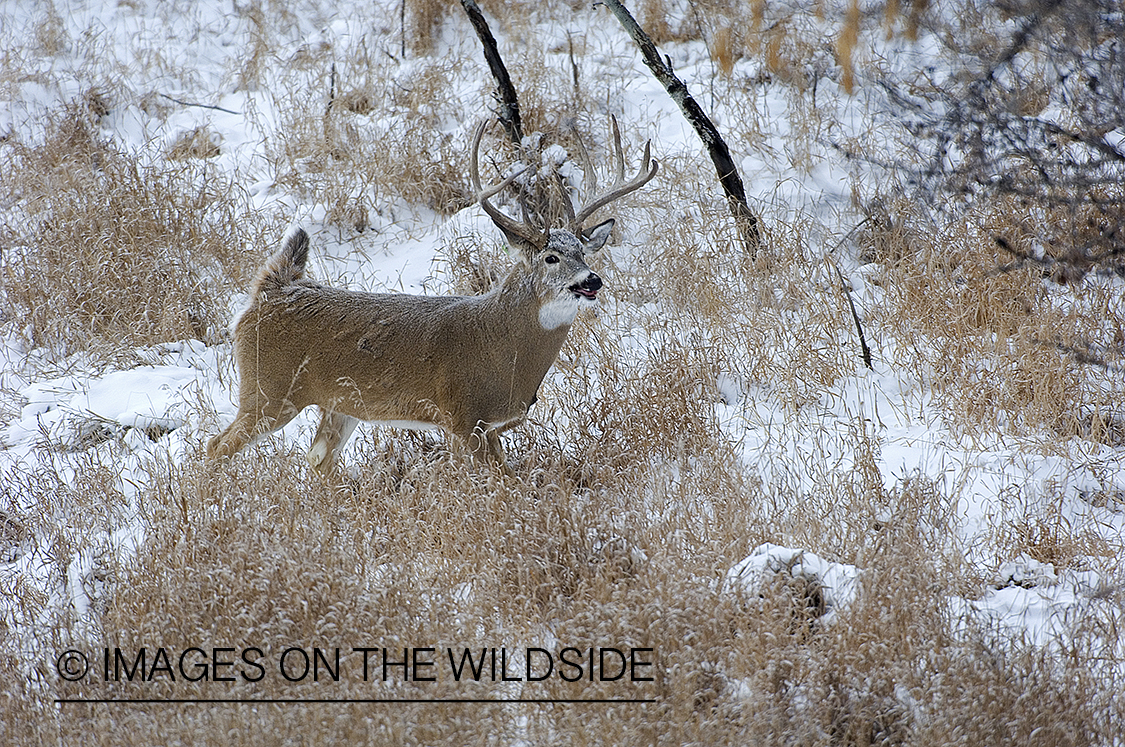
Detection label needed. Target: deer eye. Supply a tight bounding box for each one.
[545,255,560,264]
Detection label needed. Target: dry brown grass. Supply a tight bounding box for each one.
[6,435,1115,744]
[0,95,265,363]
[270,47,481,224]
[1,1,1122,745]
[405,0,453,56]
[865,194,1125,444]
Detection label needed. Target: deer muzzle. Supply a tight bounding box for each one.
[569,273,602,300]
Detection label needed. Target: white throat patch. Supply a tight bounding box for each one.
[538,294,582,330]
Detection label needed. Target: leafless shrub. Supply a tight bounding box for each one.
[882,0,1125,280]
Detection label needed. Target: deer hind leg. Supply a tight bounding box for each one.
[307,410,360,475]
[207,396,301,462]
[485,429,507,468]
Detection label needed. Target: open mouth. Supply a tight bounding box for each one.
[569,284,599,300]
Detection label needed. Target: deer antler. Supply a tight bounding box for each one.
[572,116,659,231]
[470,122,546,251]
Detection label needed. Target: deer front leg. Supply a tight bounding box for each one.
[485,429,508,471]
[207,412,260,461]
[460,422,513,476]
[308,410,360,475]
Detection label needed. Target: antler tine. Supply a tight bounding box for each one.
[557,171,578,228]
[610,115,625,185]
[572,128,659,231]
[470,122,546,249]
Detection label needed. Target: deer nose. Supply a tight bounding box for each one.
[580,273,602,292]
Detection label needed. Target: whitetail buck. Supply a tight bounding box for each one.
[207,121,657,475]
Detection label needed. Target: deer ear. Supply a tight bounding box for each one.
[582,219,614,253]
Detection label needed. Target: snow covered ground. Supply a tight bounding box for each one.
[1,0,1122,737]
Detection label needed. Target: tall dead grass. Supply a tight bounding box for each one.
[0,94,264,363]
[268,11,618,229]
[5,434,1116,745]
[271,52,475,223]
[863,193,1125,445]
[1,1,1121,745]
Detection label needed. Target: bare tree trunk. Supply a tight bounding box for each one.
[460,0,523,145]
[598,0,762,255]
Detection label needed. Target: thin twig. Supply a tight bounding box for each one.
[325,62,337,118]
[830,259,874,371]
[159,93,240,116]
[1042,339,1124,374]
[827,218,874,370]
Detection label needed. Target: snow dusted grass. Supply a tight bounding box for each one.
[1,0,1123,744]
[0,96,264,360]
[5,439,1116,744]
[865,196,1125,447]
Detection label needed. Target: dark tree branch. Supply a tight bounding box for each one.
[597,0,761,255]
[828,218,875,370]
[460,0,522,145]
[832,260,873,371]
[325,62,336,117]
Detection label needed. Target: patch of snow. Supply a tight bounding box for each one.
[724,543,861,625]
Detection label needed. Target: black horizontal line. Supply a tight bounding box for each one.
[55,698,657,704]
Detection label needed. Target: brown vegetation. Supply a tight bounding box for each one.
[0,1,1121,744]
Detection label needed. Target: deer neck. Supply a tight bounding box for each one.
[489,271,574,385]
[495,270,581,331]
